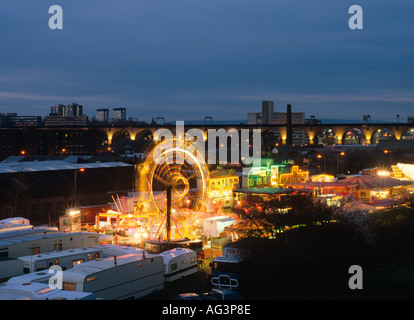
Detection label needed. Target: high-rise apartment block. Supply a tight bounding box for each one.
[50,103,83,117]
[113,108,126,122]
[96,109,109,122]
[46,103,86,126]
[67,103,83,117]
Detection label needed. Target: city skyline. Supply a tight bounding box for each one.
[1,1,414,122]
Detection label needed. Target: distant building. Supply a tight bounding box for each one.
[247,101,307,146]
[50,104,66,117]
[50,103,83,117]
[305,115,321,125]
[248,101,305,125]
[261,101,274,125]
[408,116,414,124]
[46,103,86,126]
[113,108,126,122]
[67,103,83,117]
[44,115,88,126]
[96,109,109,123]
[0,113,41,127]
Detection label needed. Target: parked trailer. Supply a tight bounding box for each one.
[159,248,198,282]
[0,228,100,259]
[5,270,57,286]
[0,257,24,282]
[0,282,96,300]
[0,217,31,233]
[203,216,235,238]
[18,247,105,274]
[90,244,145,257]
[172,238,203,256]
[4,244,144,282]
[61,253,164,300]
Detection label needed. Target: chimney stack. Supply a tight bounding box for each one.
[286,104,293,146]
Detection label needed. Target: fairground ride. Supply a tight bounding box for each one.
[135,137,210,241]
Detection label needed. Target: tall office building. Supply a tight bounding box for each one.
[113,108,126,122]
[96,109,109,122]
[261,101,274,124]
[50,104,66,116]
[67,103,83,117]
[46,103,86,126]
[50,103,82,117]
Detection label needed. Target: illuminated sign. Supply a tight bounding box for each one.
[248,165,281,188]
[279,166,309,185]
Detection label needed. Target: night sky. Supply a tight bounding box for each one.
[1,0,414,122]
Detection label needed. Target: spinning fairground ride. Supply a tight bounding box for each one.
[133,137,211,242]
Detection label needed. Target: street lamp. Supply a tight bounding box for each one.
[336,152,345,174]
[384,149,392,167]
[317,154,326,173]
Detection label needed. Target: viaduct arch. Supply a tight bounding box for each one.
[96,123,414,146]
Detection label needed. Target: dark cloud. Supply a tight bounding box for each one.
[0,0,413,122]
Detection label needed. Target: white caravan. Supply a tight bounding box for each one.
[60,253,164,300]
[18,247,105,274]
[159,248,198,282]
[90,244,145,257]
[0,282,96,300]
[0,228,100,258]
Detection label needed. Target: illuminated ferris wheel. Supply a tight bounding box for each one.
[146,138,210,214]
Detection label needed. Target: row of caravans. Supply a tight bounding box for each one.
[0,225,101,281]
[0,218,199,300]
[18,244,144,274]
[0,227,100,259]
[2,253,164,300]
[1,245,198,300]
[17,245,198,282]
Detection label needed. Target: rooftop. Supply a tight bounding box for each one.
[0,160,132,174]
[375,139,414,151]
[0,228,97,247]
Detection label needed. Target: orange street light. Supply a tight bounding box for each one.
[317,155,326,173]
[337,152,345,174]
[384,150,392,165]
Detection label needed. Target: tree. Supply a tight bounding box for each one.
[241,194,338,241]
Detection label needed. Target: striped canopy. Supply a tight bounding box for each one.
[341,201,377,213]
[341,175,413,189]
